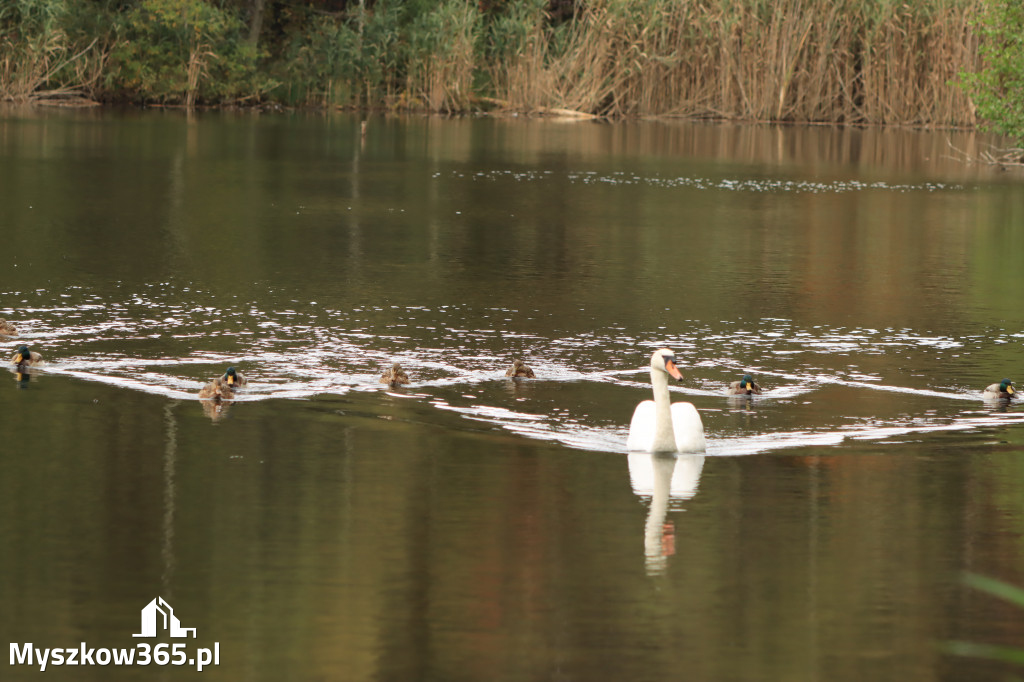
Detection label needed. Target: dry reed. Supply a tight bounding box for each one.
[405,1,481,112]
[0,0,983,125]
[490,0,980,126]
[1,24,106,103]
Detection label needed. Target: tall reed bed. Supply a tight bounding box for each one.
[406,0,481,111]
[0,0,985,126]
[492,0,979,126]
[280,0,482,111]
[0,0,105,101]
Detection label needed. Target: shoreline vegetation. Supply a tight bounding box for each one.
[0,0,1010,134]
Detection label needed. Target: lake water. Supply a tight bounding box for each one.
[2,108,1024,681]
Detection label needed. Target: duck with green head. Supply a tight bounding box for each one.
[984,378,1015,400]
[222,366,247,388]
[11,345,42,369]
[728,374,762,395]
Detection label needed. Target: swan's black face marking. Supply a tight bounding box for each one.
[660,352,683,380]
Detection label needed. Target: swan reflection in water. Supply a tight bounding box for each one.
[628,452,705,575]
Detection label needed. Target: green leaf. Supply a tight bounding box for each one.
[945,640,1024,666]
[964,572,1024,609]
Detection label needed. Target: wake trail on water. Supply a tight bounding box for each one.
[5,289,1022,455]
[25,352,1019,457]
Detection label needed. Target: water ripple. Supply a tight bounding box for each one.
[5,283,1021,455]
[438,169,965,194]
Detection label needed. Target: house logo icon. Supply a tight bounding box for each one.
[132,597,197,638]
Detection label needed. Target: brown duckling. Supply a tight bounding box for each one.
[728,374,762,395]
[11,345,42,369]
[0,319,17,336]
[222,366,247,388]
[198,377,235,401]
[983,378,1015,400]
[380,362,409,387]
[506,358,535,378]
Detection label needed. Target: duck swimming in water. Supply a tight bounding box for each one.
[983,378,1015,400]
[0,319,17,336]
[11,345,42,369]
[728,374,762,395]
[222,366,247,388]
[380,362,409,387]
[506,359,535,378]
[199,377,234,401]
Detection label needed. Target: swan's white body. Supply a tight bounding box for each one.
[626,349,706,453]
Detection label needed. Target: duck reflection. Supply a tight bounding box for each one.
[12,369,32,388]
[728,393,758,412]
[9,365,39,388]
[628,452,705,575]
[502,374,535,400]
[200,397,232,422]
[982,397,1016,414]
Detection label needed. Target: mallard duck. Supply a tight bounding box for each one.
[0,319,17,336]
[11,345,42,368]
[222,366,247,388]
[728,374,762,395]
[983,378,1015,400]
[506,359,535,378]
[198,377,234,402]
[380,362,409,387]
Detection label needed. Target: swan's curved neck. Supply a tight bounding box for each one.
[650,367,676,452]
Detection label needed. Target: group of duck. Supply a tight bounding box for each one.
[193,357,537,403]
[5,316,1018,446]
[626,348,1018,454]
[3,314,541,403]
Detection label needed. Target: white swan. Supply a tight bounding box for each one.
[626,348,706,453]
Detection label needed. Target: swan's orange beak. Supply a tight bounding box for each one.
[665,359,683,381]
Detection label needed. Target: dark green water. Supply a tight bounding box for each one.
[3,108,1024,681]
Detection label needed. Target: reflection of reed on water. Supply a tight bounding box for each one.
[162,401,179,596]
